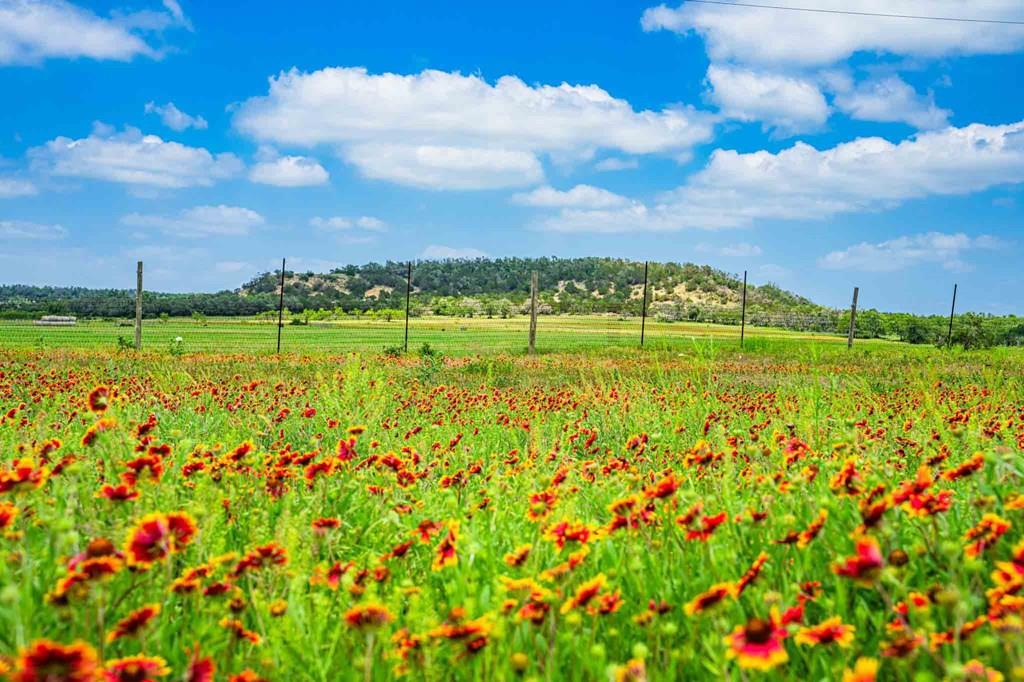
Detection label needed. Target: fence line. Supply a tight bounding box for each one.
[2,260,1023,355]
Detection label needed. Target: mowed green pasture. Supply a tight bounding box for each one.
[0,315,868,355]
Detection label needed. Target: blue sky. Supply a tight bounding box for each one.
[1,0,1023,314]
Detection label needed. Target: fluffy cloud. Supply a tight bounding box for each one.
[233,67,714,190]
[144,101,208,131]
[420,245,489,260]
[833,75,951,129]
[696,242,763,258]
[0,0,189,65]
[538,120,1024,232]
[0,176,36,197]
[29,125,243,189]
[819,232,1001,271]
[310,215,387,232]
[641,1,1024,67]
[594,157,639,172]
[0,219,66,239]
[512,184,629,209]
[121,205,264,238]
[250,155,329,187]
[705,64,829,134]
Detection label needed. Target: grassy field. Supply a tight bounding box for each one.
[0,314,861,355]
[1,342,1022,680]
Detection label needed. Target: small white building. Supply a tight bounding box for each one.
[34,315,77,326]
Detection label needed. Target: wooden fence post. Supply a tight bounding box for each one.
[740,270,747,349]
[947,283,958,347]
[528,270,538,354]
[640,261,649,347]
[276,258,286,354]
[404,261,412,353]
[847,286,859,349]
[134,261,143,351]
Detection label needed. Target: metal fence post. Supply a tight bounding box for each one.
[528,270,538,354]
[640,261,649,347]
[847,286,859,349]
[276,258,286,354]
[134,261,143,351]
[740,269,747,349]
[404,261,412,353]
[947,283,958,347]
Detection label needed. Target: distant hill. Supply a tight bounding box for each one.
[0,257,822,319]
[240,257,819,315]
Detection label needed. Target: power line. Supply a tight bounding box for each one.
[682,0,1024,26]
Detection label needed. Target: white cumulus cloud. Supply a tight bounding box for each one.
[512,184,630,209]
[233,67,714,190]
[121,205,265,238]
[819,232,1002,272]
[0,219,66,239]
[250,155,329,187]
[0,176,37,197]
[310,215,387,232]
[144,101,208,131]
[29,124,243,189]
[641,1,1024,67]
[705,64,829,135]
[696,242,763,258]
[537,121,1024,232]
[833,75,951,130]
[0,0,190,65]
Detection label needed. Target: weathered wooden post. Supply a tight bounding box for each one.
[847,286,859,349]
[740,270,747,349]
[404,261,412,353]
[528,270,538,354]
[134,261,143,350]
[640,261,649,347]
[947,283,958,347]
[276,258,286,354]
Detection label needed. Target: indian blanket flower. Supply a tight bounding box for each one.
[0,458,49,494]
[794,617,855,648]
[87,385,112,413]
[106,603,161,642]
[797,509,828,548]
[186,647,215,682]
[103,656,170,682]
[683,512,728,542]
[842,657,879,682]
[344,602,393,629]
[614,658,647,682]
[833,537,884,585]
[724,609,789,671]
[14,640,100,682]
[964,513,1011,557]
[684,582,734,615]
[124,511,197,566]
[734,552,768,595]
[643,471,680,500]
[220,618,261,645]
[943,452,986,481]
[431,521,459,571]
[0,500,18,530]
[503,544,531,567]
[962,659,1004,682]
[560,573,607,614]
[233,542,288,576]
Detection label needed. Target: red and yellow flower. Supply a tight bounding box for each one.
[724,609,789,671]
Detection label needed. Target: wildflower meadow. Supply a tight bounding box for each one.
[1,343,1022,681]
